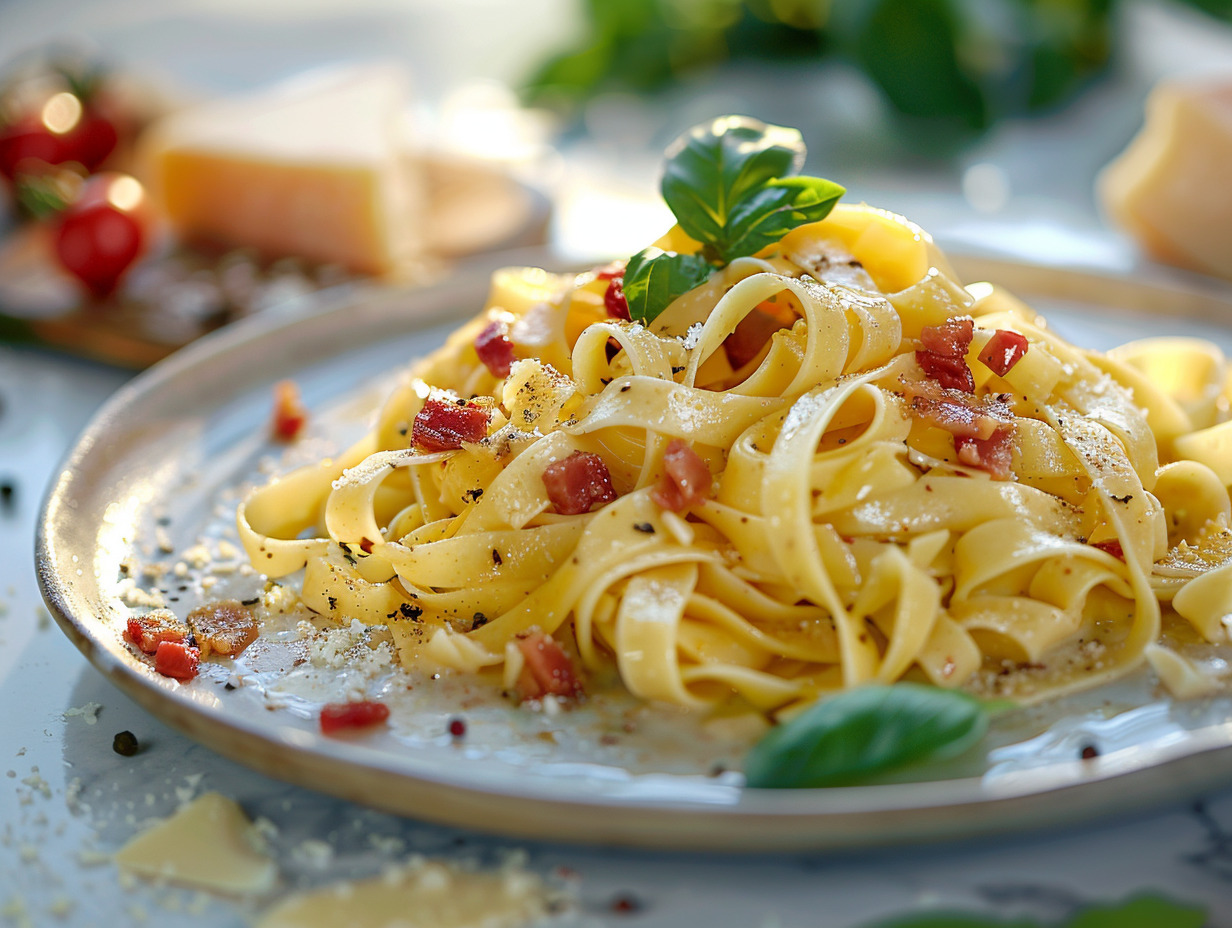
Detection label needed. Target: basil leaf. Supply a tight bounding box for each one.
[622,247,711,324]
[720,175,845,262]
[743,683,987,789]
[661,116,807,251]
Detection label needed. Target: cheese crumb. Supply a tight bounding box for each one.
[63,702,103,725]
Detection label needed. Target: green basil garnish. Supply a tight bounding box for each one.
[743,683,987,789]
[625,115,845,324]
[621,247,711,325]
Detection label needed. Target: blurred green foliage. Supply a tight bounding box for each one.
[525,0,1232,131]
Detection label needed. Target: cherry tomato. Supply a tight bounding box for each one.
[0,98,117,182]
[0,118,67,181]
[54,172,148,298]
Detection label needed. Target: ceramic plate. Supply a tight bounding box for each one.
[37,251,1232,851]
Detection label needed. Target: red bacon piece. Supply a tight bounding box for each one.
[724,302,795,370]
[515,631,583,701]
[916,317,975,392]
[919,317,974,356]
[126,610,190,655]
[542,451,617,515]
[186,600,258,659]
[154,640,200,681]
[911,395,1009,441]
[954,428,1015,480]
[474,320,516,378]
[319,700,390,734]
[651,439,712,512]
[1091,539,1125,560]
[272,379,308,442]
[604,278,630,320]
[978,329,1029,377]
[411,398,490,452]
[915,351,974,392]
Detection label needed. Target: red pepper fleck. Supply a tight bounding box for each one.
[154,640,200,681]
[604,278,630,320]
[542,451,617,515]
[515,631,583,701]
[411,398,490,452]
[474,320,516,378]
[319,700,391,734]
[271,379,308,442]
[448,717,467,738]
[651,439,712,512]
[978,329,1030,377]
[609,894,643,915]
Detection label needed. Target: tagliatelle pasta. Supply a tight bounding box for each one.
[237,200,1232,715]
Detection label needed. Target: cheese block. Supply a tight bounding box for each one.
[255,857,553,928]
[1098,79,1232,281]
[114,791,277,895]
[139,64,422,276]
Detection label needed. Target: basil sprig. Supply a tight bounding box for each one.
[743,683,988,789]
[623,116,845,324]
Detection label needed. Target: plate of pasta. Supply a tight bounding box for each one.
[38,118,1232,850]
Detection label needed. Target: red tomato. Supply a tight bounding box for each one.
[0,104,117,180]
[0,119,67,180]
[53,172,147,298]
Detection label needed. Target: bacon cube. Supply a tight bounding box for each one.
[651,439,712,512]
[186,600,258,658]
[126,609,190,655]
[474,320,516,378]
[154,640,200,681]
[515,631,583,701]
[542,451,617,515]
[978,329,1029,377]
[917,317,976,392]
[271,379,308,442]
[319,700,390,734]
[411,398,490,452]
